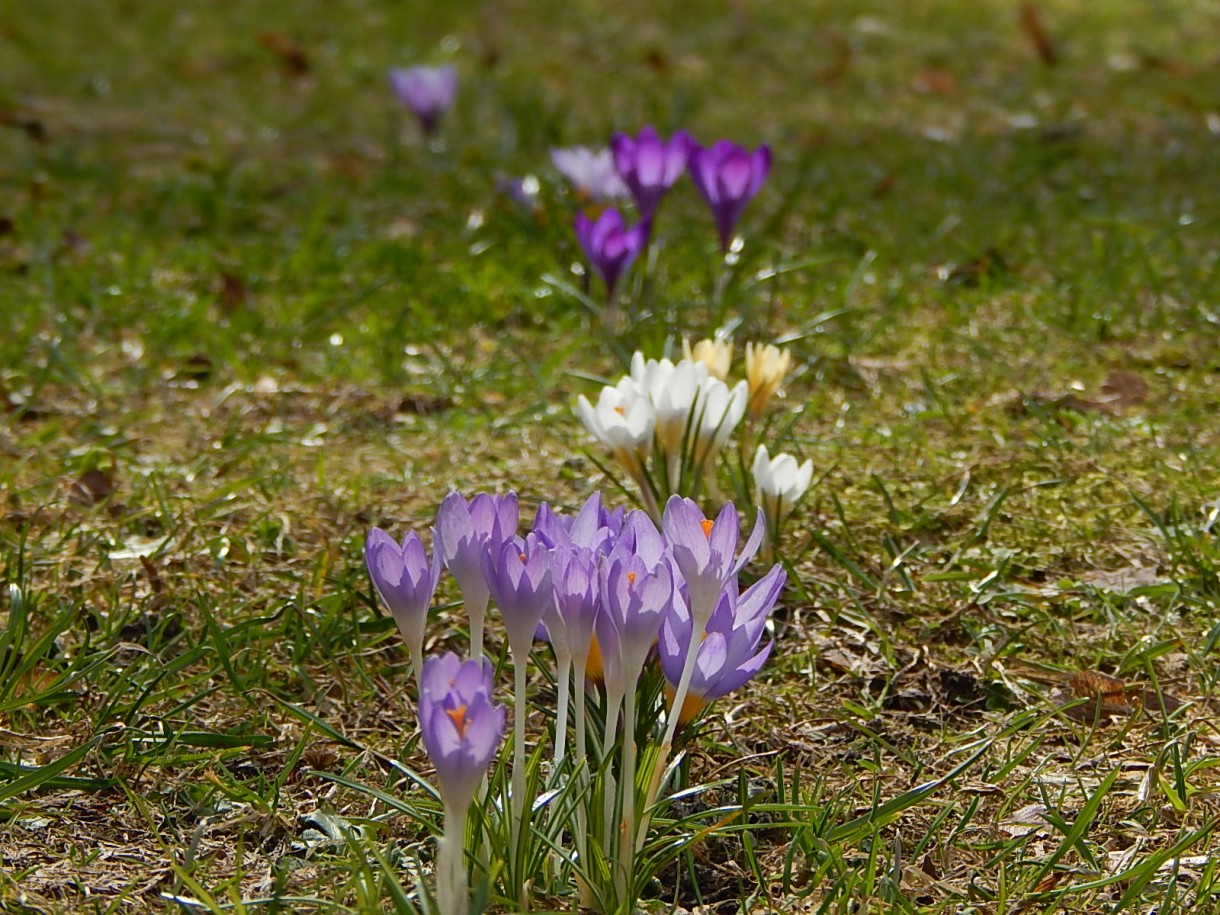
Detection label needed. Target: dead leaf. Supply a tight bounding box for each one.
[67,468,115,506]
[1096,370,1148,409]
[258,31,309,76]
[1019,3,1058,66]
[915,69,960,97]
[218,273,250,313]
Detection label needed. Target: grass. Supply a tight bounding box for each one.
[3,0,1220,911]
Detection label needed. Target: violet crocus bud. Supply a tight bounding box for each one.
[658,563,785,726]
[418,653,506,811]
[388,65,458,136]
[687,140,772,251]
[610,126,693,219]
[551,147,628,202]
[574,209,650,298]
[364,528,442,676]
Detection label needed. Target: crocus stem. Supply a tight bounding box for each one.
[572,654,590,890]
[470,596,487,661]
[512,657,528,833]
[553,653,572,776]
[617,685,638,901]
[601,687,623,855]
[438,801,468,915]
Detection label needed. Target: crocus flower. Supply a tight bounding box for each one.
[577,377,657,511]
[419,653,505,809]
[482,533,554,659]
[753,444,813,562]
[388,65,458,136]
[574,209,650,298]
[683,337,733,380]
[630,354,708,472]
[692,376,749,465]
[364,528,442,678]
[610,126,693,219]
[435,491,519,658]
[661,497,764,627]
[753,445,813,522]
[688,140,772,251]
[551,147,627,202]
[659,563,786,725]
[744,342,793,420]
[597,524,674,697]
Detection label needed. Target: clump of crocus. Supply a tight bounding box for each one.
[682,336,733,380]
[753,444,813,560]
[552,147,627,202]
[688,140,772,251]
[419,653,505,915]
[744,341,793,421]
[388,65,458,137]
[574,209,651,304]
[364,528,442,686]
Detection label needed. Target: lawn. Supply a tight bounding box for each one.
[2,0,1219,912]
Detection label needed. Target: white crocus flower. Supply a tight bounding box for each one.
[630,353,707,488]
[753,444,813,558]
[694,377,748,459]
[550,147,628,202]
[577,378,659,517]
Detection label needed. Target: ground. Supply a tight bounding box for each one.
[2,1,1220,912]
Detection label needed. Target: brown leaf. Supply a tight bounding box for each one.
[68,468,115,506]
[218,272,250,313]
[1062,669,1138,720]
[1097,370,1148,409]
[915,69,960,97]
[258,31,309,76]
[1019,3,1058,66]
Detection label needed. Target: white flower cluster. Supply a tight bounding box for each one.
[576,339,814,554]
[578,352,749,515]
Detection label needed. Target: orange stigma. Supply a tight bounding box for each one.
[627,571,637,584]
[445,704,470,737]
[700,519,715,538]
[613,405,626,416]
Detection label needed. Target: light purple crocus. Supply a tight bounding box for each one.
[687,140,772,251]
[388,65,458,136]
[574,209,650,299]
[659,563,786,725]
[610,126,693,219]
[435,491,519,658]
[419,653,506,810]
[596,538,674,697]
[365,528,442,678]
[482,533,554,659]
[551,147,628,202]
[661,497,764,628]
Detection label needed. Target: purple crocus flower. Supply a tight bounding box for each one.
[551,147,628,202]
[610,126,693,219]
[418,653,506,811]
[596,534,674,696]
[388,65,458,136]
[435,491,519,657]
[482,533,554,658]
[687,140,772,251]
[364,528,442,676]
[532,493,619,555]
[659,563,786,725]
[574,209,650,298]
[661,497,764,628]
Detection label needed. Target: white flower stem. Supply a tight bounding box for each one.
[617,685,638,902]
[438,801,468,915]
[600,686,623,855]
[512,657,528,835]
[470,595,488,661]
[553,653,572,774]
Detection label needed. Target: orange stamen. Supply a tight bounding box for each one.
[446,703,470,737]
[613,405,626,416]
[627,571,637,584]
[700,518,715,538]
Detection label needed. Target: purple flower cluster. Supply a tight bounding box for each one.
[365,490,784,735]
[566,126,772,295]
